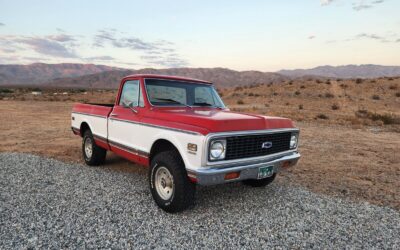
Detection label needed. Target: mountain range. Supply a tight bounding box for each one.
[1,63,399,88]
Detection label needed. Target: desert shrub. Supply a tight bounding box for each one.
[31,87,42,91]
[285,102,290,106]
[316,114,329,120]
[337,79,343,82]
[264,103,270,107]
[325,80,331,85]
[370,80,376,83]
[340,84,348,88]
[237,100,244,105]
[371,95,380,100]
[355,78,363,84]
[294,91,301,96]
[355,109,400,125]
[316,79,322,84]
[298,104,303,110]
[288,81,293,85]
[300,85,305,89]
[389,85,397,90]
[396,92,400,97]
[248,92,254,96]
[331,104,340,110]
[234,86,243,91]
[273,92,278,96]
[388,77,394,81]
[0,88,14,94]
[325,92,334,98]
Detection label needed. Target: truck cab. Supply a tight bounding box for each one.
[71,74,300,212]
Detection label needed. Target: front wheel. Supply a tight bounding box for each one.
[149,150,196,213]
[242,174,276,187]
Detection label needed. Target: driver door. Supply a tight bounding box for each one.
[108,79,147,163]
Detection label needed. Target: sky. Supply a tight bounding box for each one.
[0,0,399,71]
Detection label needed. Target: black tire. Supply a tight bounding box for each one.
[242,174,276,187]
[149,150,196,213]
[82,130,106,166]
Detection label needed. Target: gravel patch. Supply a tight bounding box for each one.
[1,153,399,249]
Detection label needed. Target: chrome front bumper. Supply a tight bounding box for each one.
[187,152,300,186]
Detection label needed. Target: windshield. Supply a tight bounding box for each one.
[145,79,225,108]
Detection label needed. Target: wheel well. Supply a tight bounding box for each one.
[80,122,90,137]
[149,139,182,163]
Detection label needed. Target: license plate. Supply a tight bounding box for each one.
[258,166,274,179]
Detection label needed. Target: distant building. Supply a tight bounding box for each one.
[31,91,42,95]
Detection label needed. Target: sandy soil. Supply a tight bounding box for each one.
[0,100,399,210]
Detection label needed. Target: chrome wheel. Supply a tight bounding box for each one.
[155,166,174,200]
[84,137,93,158]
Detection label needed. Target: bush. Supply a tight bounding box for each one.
[248,92,254,96]
[331,104,340,110]
[300,85,305,89]
[325,92,334,98]
[298,104,303,110]
[325,80,331,85]
[388,77,394,81]
[389,85,397,90]
[273,92,278,96]
[316,79,322,84]
[372,95,380,100]
[316,114,329,120]
[234,86,243,91]
[370,80,376,83]
[396,92,400,97]
[288,81,293,85]
[355,78,363,84]
[294,91,301,96]
[355,109,400,125]
[237,100,244,105]
[0,88,13,94]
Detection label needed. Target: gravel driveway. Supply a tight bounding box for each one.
[1,153,399,249]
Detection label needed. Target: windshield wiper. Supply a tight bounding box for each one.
[193,102,224,109]
[193,102,213,106]
[154,98,192,109]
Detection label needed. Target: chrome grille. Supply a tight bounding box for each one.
[225,132,292,160]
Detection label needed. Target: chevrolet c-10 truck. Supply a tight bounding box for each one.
[71,74,300,212]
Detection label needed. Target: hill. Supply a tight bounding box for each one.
[278,64,400,79]
[0,63,122,85]
[46,68,288,89]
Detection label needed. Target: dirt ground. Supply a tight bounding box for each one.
[0,100,399,210]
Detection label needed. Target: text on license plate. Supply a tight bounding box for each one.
[258,166,274,179]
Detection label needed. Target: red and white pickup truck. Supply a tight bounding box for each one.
[71,74,300,212]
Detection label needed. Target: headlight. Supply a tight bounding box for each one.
[209,140,226,160]
[290,133,298,149]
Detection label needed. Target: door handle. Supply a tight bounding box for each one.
[110,114,118,117]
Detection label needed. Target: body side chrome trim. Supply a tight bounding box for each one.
[109,117,201,136]
[72,111,107,119]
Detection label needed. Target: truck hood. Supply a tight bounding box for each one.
[146,108,295,134]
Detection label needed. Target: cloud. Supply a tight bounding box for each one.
[352,0,385,11]
[46,34,76,42]
[93,29,188,67]
[15,37,77,58]
[1,48,16,53]
[352,3,372,11]
[0,22,4,26]
[308,35,316,39]
[321,0,335,6]
[396,39,400,43]
[85,56,114,61]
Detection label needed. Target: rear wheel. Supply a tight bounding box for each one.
[242,174,276,187]
[149,150,196,213]
[82,130,106,166]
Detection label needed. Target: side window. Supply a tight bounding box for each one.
[119,80,139,107]
[194,86,215,105]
